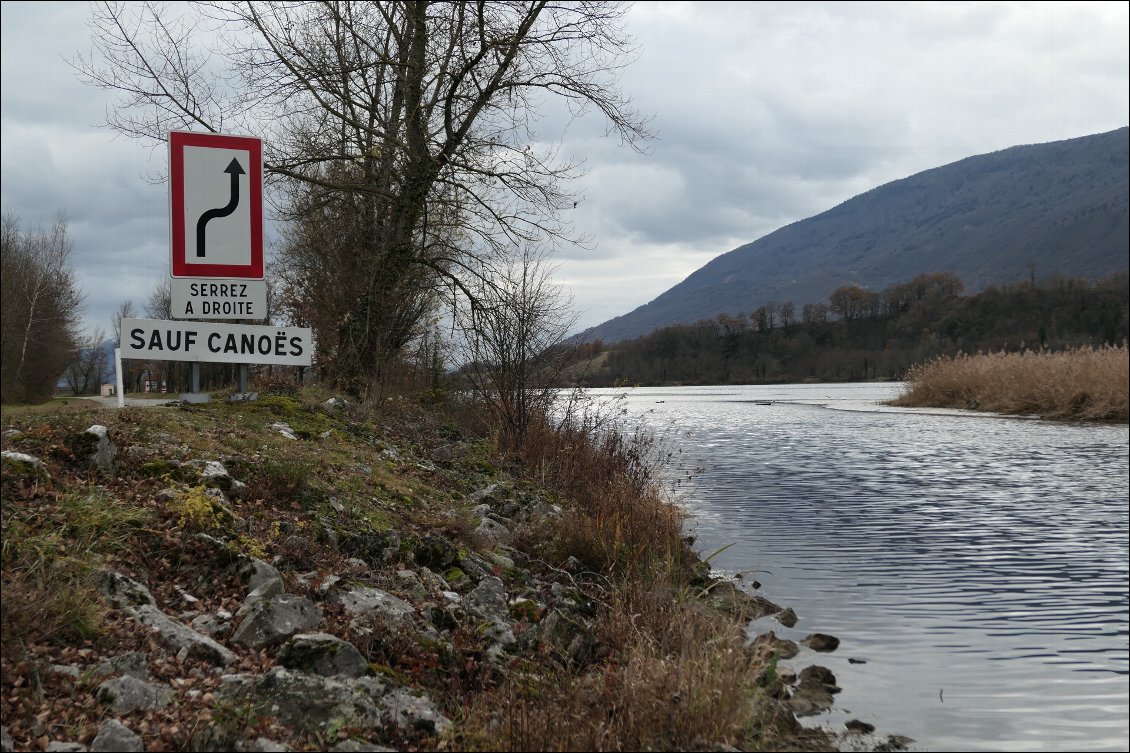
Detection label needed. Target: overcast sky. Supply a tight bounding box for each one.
[2,1,1128,340]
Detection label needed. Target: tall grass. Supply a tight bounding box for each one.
[1,488,149,652]
[462,585,794,751]
[892,344,1129,421]
[455,398,802,751]
[518,403,686,581]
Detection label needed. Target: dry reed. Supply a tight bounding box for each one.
[462,584,795,751]
[891,343,1129,421]
[456,403,805,751]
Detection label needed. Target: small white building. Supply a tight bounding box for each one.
[100,384,116,397]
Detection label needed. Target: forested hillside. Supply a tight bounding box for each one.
[579,127,1129,344]
[580,272,1129,386]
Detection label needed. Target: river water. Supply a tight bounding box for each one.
[590,383,1129,752]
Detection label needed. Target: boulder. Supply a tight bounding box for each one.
[219,668,383,735]
[230,594,322,649]
[236,578,286,617]
[70,425,118,475]
[750,631,799,660]
[1,450,50,484]
[187,459,233,489]
[236,739,293,752]
[98,570,236,665]
[466,576,517,660]
[238,557,283,593]
[217,667,450,736]
[473,517,510,546]
[412,535,460,571]
[93,652,150,680]
[99,571,158,609]
[268,422,298,440]
[96,674,174,713]
[330,742,395,752]
[278,633,367,678]
[775,607,799,628]
[703,579,782,619]
[337,587,415,629]
[91,719,143,752]
[538,609,597,666]
[801,633,840,652]
[191,611,234,639]
[787,665,841,717]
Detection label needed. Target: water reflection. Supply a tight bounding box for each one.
[593,384,1130,752]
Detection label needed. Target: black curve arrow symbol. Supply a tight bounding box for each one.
[196,158,245,258]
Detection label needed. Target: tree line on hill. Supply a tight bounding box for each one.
[578,271,1130,386]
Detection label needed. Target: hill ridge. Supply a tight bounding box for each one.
[579,127,1129,343]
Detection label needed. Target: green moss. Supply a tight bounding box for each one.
[508,598,541,623]
[138,459,182,479]
[1,453,50,484]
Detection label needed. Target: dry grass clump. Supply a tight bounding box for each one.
[462,583,795,751]
[517,407,687,580]
[892,343,1129,420]
[455,404,806,751]
[1,488,149,652]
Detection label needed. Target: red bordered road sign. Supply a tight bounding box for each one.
[169,131,263,279]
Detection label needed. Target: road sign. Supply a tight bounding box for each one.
[169,131,263,279]
[170,278,268,320]
[120,319,312,366]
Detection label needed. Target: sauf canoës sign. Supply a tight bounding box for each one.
[120,319,312,367]
[119,130,311,369]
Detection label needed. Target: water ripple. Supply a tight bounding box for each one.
[594,384,1130,752]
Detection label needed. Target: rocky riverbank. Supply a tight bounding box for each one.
[1,390,907,751]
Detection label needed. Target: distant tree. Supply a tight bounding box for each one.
[753,306,770,333]
[111,300,135,343]
[0,213,84,404]
[64,327,109,395]
[802,302,829,325]
[764,301,778,329]
[779,301,796,329]
[144,279,171,321]
[829,284,875,321]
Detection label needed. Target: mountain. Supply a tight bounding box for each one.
[578,127,1129,343]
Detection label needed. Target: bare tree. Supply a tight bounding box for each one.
[779,301,795,329]
[64,327,110,395]
[111,300,136,342]
[802,302,829,325]
[456,247,577,451]
[0,213,84,404]
[75,1,650,391]
[144,278,172,320]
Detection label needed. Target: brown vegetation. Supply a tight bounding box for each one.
[890,344,1129,421]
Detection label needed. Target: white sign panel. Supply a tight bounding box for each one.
[169,131,264,279]
[121,319,312,366]
[171,278,268,320]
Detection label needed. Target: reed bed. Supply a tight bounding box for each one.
[891,344,1129,421]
